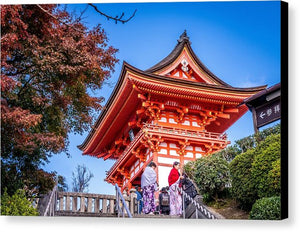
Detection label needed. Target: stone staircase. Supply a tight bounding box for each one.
[38,183,221,219]
[54,211,117,217]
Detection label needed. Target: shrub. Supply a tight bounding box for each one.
[251,134,281,198]
[183,160,196,179]
[229,133,281,209]
[254,123,281,142]
[212,145,241,162]
[249,196,281,220]
[193,155,230,200]
[0,189,39,216]
[202,193,213,204]
[266,159,281,196]
[229,149,257,210]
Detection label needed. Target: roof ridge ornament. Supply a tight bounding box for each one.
[178,30,191,44]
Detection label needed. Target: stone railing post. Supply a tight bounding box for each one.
[80,196,85,212]
[87,197,93,212]
[55,192,118,216]
[129,188,137,215]
[109,198,115,214]
[72,196,77,212]
[94,197,99,213]
[66,195,71,211]
[102,198,107,213]
[59,195,64,211]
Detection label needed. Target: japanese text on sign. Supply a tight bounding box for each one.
[256,100,280,128]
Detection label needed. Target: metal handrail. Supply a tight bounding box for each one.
[115,184,132,218]
[135,198,143,214]
[178,180,216,219]
[43,185,57,216]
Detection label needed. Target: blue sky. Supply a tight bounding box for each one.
[43,1,281,195]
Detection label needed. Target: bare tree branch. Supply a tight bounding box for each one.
[36,4,85,33]
[72,164,94,192]
[88,3,137,24]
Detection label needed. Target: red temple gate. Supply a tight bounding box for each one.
[78,31,266,192]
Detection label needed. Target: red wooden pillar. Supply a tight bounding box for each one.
[152,151,159,183]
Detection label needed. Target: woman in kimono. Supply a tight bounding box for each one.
[168,161,184,216]
[141,161,158,214]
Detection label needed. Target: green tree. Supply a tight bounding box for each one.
[212,124,280,163]
[212,145,241,162]
[57,175,68,192]
[0,189,39,216]
[235,134,256,153]
[193,155,230,200]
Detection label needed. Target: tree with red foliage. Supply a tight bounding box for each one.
[1,4,119,196]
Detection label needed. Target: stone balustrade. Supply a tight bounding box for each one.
[56,191,136,216]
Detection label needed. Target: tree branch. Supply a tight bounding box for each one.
[36,4,85,33]
[88,3,137,24]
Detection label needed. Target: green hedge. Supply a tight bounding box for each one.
[267,159,281,196]
[229,133,281,210]
[229,149,257,210]
[251,134,281,198]
[249,196,281,220]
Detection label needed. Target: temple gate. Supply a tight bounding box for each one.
[78,31,266,192]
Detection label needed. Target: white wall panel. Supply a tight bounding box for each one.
[158,156,179,165]
[158,166,172,189]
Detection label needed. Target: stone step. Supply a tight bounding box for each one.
[55,211,117,217]
[55,210,181,219]
[134,214,181,219]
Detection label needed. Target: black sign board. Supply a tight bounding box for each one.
[255,99,281,128]
[243,83,281,133]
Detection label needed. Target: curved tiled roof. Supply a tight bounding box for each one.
[145,30,230,87]
[78,31,267,154]
[78,61,267,153]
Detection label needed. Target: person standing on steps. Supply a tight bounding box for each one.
[181,173,198,208]
[168,161,184,216]
[141,161,158,215]
[159,187,170,215]
[135,186,143,214]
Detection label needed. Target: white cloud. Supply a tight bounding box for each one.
[236,75,266,88]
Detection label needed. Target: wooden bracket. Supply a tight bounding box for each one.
[178,139,190,156]
[132,146,146,162]
[117,168,130,180]
[176,106,189,123]
[141,133,163,153]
